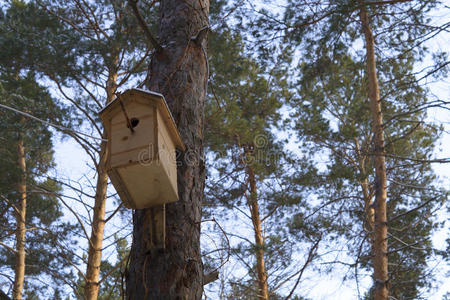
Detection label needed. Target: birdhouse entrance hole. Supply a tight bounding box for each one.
[130,117,139,128]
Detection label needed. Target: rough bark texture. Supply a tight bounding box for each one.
[84,73,117,300]
[359,4,389,300]
[246,164,269,300]
[13,130,26,300]
[126,0,209,299]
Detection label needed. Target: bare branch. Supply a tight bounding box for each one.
[128,0,163,52]
[104,203,123,224]
[388,196,438,223]
[0,194,20,217]
[203,271,219,286]
[0,242,17,254]
[283,237,321,299]
[36,187,94,249]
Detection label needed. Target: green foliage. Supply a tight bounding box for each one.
[283,0,448,297]
[203,5,321,298]
[0,2,80,297]
[0,74,77,296]
[0,0,79,79]
[0,0,447,298]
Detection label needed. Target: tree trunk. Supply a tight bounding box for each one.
[359,4,389,300]
[246,163,269,300]
[126,0,209,299]
[84,136,108,300]
[13,128,26,300]
[84,72,117,300]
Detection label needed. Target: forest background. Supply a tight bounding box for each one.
[0,0,449,299]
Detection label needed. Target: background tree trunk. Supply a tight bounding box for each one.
[13,127,26,300]
[359,4,389,300]
[84,135,109,300]
[126,0,209,298]
[246,164,269,300]
[84,72,117,300]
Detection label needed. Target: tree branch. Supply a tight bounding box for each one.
[388,197,438,223]
[203,271,219,285]
[128,0,163,52]
[0,242,17,254]
[284,237,321,300]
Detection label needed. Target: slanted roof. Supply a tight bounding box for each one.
[99,88,186,151]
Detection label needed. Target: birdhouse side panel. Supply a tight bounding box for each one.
[157,112,178,197]
[109,103,156,168]
[107,168,135,209]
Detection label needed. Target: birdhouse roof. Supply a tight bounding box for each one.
[99,88,186,151]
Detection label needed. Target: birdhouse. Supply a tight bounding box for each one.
[99,88,185,209]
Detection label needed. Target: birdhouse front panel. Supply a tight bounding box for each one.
[109,103,156,168]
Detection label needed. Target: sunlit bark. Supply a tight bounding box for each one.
[359,4,389,299]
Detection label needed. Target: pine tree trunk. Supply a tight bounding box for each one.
[84,73,117,300]
[126,0,209,299]
[84,137,108,300]
[359,4,389,300]
[246,164,269,300]
[13,128,26,300]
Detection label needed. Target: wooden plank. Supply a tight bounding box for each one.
[116,161,178,208]
[148,204,165,249]
[110,144,154,168]
[107,168,135,209]
[111,113,154,156]
[157,112,178,196]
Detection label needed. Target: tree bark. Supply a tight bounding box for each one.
[359,4,389,300]
[246,163,269,300]
[84,136,108,300]
[126,0,209,299]
[84,72,117,300]
[13,127,26,300]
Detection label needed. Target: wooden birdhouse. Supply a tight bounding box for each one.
[99,88,185,210]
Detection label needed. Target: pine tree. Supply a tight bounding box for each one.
[41,1,149,296]
[202,4,322,298]
[281,0,448,297]
[0,3,80,298]
[0,73,76,298]
[208,30,280,299]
